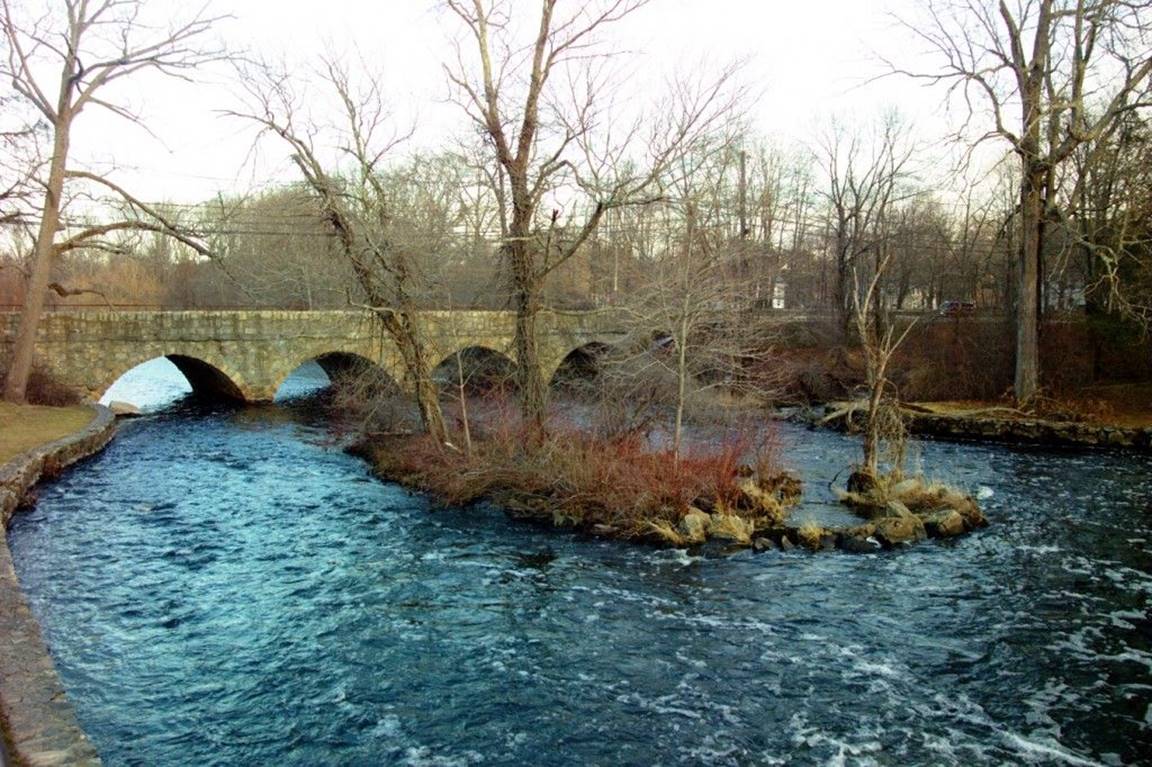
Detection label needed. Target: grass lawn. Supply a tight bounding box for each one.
[0,402,95,465]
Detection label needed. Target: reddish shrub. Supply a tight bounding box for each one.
[365,418,783,540]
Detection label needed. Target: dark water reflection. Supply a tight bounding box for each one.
[8,388,1152,766]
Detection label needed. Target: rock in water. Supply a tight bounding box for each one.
[108,400,142,417]
[922,509,965,538]
[847,469,879,494]
[678,508,711,545]
[873,514,927,547]
[882,500,915,519]
[837,533,881,553]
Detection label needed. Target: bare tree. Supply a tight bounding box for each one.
[893,0,1152,404]
[1065,111,1152,325]
[851,245,921,479]
[1,0,226,403]
[443,0,742,424]
[227,59,451,444]
[817,113,916,338]
[595,140,781,461]
[813,114,921,475]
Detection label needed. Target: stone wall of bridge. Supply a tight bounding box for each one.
[0,309,628,402]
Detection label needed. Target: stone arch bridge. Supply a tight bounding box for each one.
[0,309,629,402]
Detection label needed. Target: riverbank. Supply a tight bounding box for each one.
[804,400,1152,451]
[0,403,116,767]
[0,404,96,466]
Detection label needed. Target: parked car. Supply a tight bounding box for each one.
[938,300,976,317]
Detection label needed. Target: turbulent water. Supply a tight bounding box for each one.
[8,361,1152,766]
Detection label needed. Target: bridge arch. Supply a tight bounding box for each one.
[432,346,518,394]
[274,351,402,401]
[548,341,614,392]
[98,353,247,404]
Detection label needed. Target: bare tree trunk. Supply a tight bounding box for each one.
[514,295,546,422]
[4,116,69,403]
[1015,163,1044,405]
[455,350,473,458]
[672,308,689,464]
[2,0,222,403]
[862,356,888,476]
[381,311,448,444]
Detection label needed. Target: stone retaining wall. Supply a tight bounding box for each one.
[1,405,116,767]
[904,411,1152,450]
[812,403,1152,451]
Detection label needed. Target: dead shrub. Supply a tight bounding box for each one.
[364,420,789,542]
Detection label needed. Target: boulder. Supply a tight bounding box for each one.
[108,400,142,417]
[922,509,965,538]
[947,495,988,530]
[873,514,927,547]
[881,500,915,519]
[837,533,881,553]
[678,508,711,544]
[778,536,796,552]
[846,469,879,494]
[752,537,776,553]
[707,513,754,545]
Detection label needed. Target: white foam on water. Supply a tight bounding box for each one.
[853,659,902,679]
[1107,608,1146,630]
[1001,732,1104,766]
[615,691,702,720]
[401,745,483,766]
[371,714,403,739]
[1017,544,1062,554]
[658,548,704,567]
[787,712,883,766]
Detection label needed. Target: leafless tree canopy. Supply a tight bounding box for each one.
[1,0,226,403]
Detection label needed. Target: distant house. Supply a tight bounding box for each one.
[771,281,786,309]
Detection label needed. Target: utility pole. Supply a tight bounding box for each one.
[737,149,749,239]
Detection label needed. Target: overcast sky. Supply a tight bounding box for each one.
[59,0,963,205]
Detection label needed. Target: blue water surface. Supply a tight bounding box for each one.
[8,389,1152,766]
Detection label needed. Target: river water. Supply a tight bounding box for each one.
[8,360,1152,765]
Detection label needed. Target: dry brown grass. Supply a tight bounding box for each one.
[0,402,94,464]
[795,520,825,551]
[916,386,1152,429]
[838,473,987,531]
